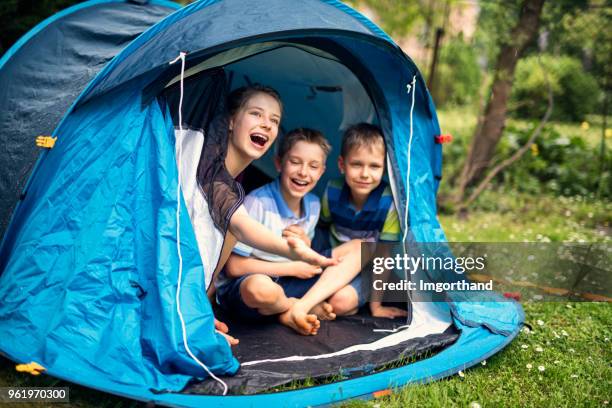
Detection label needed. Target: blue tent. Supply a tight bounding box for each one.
[0,0,524,406]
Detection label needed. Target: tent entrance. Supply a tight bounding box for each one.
[160,42,456,396]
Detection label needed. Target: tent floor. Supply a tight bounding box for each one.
[185,307,459,395]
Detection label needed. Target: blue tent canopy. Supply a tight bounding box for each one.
[0,0,523,406]
[0,0,181,238]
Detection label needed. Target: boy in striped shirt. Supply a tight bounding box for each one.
[319,123,407,318]
[218,128,364,335]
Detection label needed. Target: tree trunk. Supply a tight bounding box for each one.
[455,0,546,203]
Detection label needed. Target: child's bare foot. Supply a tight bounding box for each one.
[370,305,408,319]
[214,318,239,346]
[279,298,320,335]
[311,302,336,321]
[218,331,239,346]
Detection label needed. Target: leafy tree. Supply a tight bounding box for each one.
[454,0,546,205]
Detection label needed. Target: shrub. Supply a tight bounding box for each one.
[511,55,601,122]
[496,123,610,198]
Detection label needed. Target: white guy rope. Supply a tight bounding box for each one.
[170,51,228,396]
[402,75,417,243]
[402,76,417,327]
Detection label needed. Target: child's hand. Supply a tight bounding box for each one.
[291,261,323,279]
[282,225,311,247]
[286,236,338,267]
[369,302,407,319]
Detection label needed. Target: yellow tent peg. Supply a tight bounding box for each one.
[15,361,46,376]
[36,135,57,149]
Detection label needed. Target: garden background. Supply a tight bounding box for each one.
[0,0,610,406]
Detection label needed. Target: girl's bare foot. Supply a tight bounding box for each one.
[310,302,336,321]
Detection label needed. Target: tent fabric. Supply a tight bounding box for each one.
[0,0,524,406]
[0,0,180,239]
[0,80,239,391]
[75,0,396,106]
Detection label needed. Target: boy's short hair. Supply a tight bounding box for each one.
[341,123,385,157]
[277,128,331,160]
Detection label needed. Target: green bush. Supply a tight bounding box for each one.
[431,37,482,107]
[511,55,601,122]
[496,123,610,198]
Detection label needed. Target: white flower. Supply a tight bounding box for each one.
[470,403,482,408]
[521,344,529,349]
[481,360,487,366]
[535,346,544,352]
[523,327,531,334]
[554,360,560,364]
[458,370,465,378]
[561,330,569,337]
[538,365,545,372]
[566,304,572,308]
[373,404,381,408]
[526,363,533,370]
[569,348,575,353]
[571,374,578,378]
[537,319,544,326]
[605,337,609,342]
[533,295,543,300]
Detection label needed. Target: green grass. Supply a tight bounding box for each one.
[340,303,611,408]
[439,191,611,243]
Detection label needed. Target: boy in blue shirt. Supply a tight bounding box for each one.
[218,128,363,335]
[319,123,407,318]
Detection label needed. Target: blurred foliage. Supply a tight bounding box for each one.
[431,36,482,107]
[511,55,601,122]
[438,106,611,203]
[0,0,185,54]
[343,0,425,38]
[498,124,610,198]
[542,0,610,89]
[0,0,81,53]
[472,0,523,66]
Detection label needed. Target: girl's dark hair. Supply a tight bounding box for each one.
[226,84,283,118]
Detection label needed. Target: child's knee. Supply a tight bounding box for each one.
[240,275,281,307]
[328,286,358,315]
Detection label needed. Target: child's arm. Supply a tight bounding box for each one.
[226,254,322,279]
[228,205,336,267]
